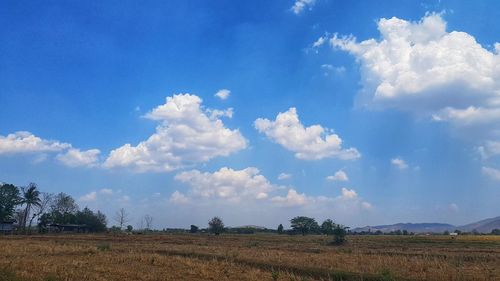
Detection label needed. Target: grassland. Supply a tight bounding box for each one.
[1,234,500,281]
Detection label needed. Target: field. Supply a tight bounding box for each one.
[1,234,500,281]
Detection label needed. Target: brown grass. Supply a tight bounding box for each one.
[1,234,499,281]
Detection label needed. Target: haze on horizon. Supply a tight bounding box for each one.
[1,0,499,229]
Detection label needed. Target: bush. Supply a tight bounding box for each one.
[97,242,111,251]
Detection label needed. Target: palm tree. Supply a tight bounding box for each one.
[22,183,41,232]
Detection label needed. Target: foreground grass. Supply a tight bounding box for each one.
[1,234,499,280]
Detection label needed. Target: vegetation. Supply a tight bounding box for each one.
[0,234,499,280]
[290,216,319,235]
[208,216,224,235]
[1,182,107,233]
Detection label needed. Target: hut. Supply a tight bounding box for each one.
[48,223,89,233]
[0,219,16,234]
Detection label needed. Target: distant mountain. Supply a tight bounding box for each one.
[353,216,500,234]
[232,225,268,230]
[458,216,500,233]
[353,223,455,233]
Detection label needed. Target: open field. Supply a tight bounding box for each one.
[1,234,500,281]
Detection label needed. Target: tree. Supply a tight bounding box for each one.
[491,229,500,235]
[75,207,107,232]
[208,216,224,235]
[126,225,133,232]
[0,183,21,222]
[277,224,284,234]
[114,208,130,229]
[51,193,78,214]
[332,224,349,245]
[143,214,153,231]
[21,183,41,231]
[321,219,335,236]
[290,216,319,235]
[190,225,199,233]
[30,192,53,232]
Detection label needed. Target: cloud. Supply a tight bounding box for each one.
[0,131,70,155]
[99,188,113,195]
[482,166,500,181]
[277,173,292,180]
[448,203,459,213]
[79,191,97,202]
[328,13,500,128]
[169,191,191,204]
[214,89,231,100]
[391,157,408,170]
[174,167,276,202]
[477,141,500,159]
[271,189,309,206]
[326,170,349,181]
[255,107,360,160]
[291,0,316,15]
[103,94,247,172]
[56,148,101,167]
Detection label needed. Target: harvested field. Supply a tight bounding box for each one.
[1,234,500,281]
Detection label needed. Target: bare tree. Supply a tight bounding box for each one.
[29,192,53,231]
[143,214,153,231]
[114,208,130,229]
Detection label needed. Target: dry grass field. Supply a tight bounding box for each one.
[1,234,500,281]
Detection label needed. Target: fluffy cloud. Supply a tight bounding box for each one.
[391,157,408,170]
[0,131,70,154]
[328,13,500,127]
[477,141,500,159]
[214,89,230,100]
[172,166,372,212]
[271,189,309,206]
[79,188,114,202]
[291,0,315,15]
[174,167,275,202]
[254,107,360,160]
[56,148,100,167]
[169,191,191,204]
[482,166,500,181]
[326,170,349,181]
[271,187,371,210]
[278,173,292,180]
[104,94,247,172]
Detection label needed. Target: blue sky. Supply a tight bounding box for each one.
[1,0,499,229]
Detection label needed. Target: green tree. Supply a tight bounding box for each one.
[277,223,284,234]
[321,219,335,235]
[208,216,224,235]
[126,225,133,232]
[332,224,349,245]
[290,216,319,235]
[491,229,500,235]
[21,183,41,231]
[0,183,21,222]
[51,193,78,214]
[190,225,199,233]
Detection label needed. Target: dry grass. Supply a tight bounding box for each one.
[1,234,499,281]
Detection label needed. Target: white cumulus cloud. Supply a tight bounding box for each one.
[214,89,231,100]
[0,131,70,155]
[103,94,247,172]
[329,13,500,128]
[169,191,191,204]
[391,157,409,170]
[326,170,349,181]
[174,167,276,202]
[482,166,500,181]
[56,148,101,167]
[291,0,316,15]
[278,173,292,180]
[254,107,360,160]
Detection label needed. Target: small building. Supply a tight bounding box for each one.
[0,219,16,234]
[48,223,89,233]
[449,232,459,237]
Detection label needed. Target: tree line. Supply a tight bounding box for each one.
[0,182,106,233]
